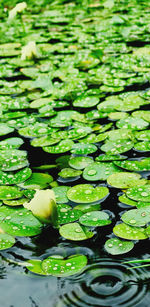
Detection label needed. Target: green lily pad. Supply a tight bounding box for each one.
[71,143,97,155]
[107,172,146,189]
[114,158,150,172]
[0,233,15,250]
[0,186,23,200]
[0,123,14,136]
[0,137,23,149]
[57,204,82,224]
[43,140,74,154]
[126,185,150,202]
[116,117,149,130]
[119,194,137,207]
[58,168,82,178]
[53,186,69,203]
[113,223,148,240]
[0,206,42,236]
[19,123,52,138]
[69,156,93,170]
[105,238,134,255]
[134,130,150,141]
[134,142,150,152]
[31,136,60,147]
[83,162,121,181]
[42,254,87,277]
[121,208,150,227]
[18,173,53,189]
[67,184,109,203]
[0,168,32,185]
[59,222,94,241]
[101,139,134,154]
[79,211,111,227]
[26,260,46,275]
[3,198,28,207]
[73,96,99,108]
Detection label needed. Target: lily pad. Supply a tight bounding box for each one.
[119,194,137,207]
[41,254,88,277]
[121,208,150,227]
[0,233,15,250]
[43,140,74,154]
[58,168,82,179]
[79,211,111,227]
[114,158,150,172]
[83,162,121,181]
[105,238,134,255]
[113,223,148,240]
[107,172,146,189]
[134,142,150,152]
[71,143,97,155]
[101,139,134,154]
[116,117,149,130]
[0,168,32,185]
[67,184,109,203]
[0,206,42,236]
[126,185,150,202]
[69,156,93,170]
[73,96,99,108]
[18,173,53,189]
[59,222,94,241]
[53,186,69,203]
[0,186,23,200]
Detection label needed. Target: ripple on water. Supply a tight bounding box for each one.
[57,259,149,307]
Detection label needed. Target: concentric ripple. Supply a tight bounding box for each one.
[57,258,149,307]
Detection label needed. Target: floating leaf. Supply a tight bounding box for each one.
[79,211,111,227]
[121,208,150,227]
[67,184,109,203]
[59,222,94,241]
[43,140,74,154]
[83,162,121,181]
[113,223,148,240]
[0,168,32,185]
[18,173,53,189]
[0,186,23,200]
[114,158,150,172]
[69,156,93,170]
[107,172,146,189]
[105,238,134,255]
[53,186,69,203]
[126,185,150,202]
[0,233,15,250]
[101,139,134,154]
[58,168,82,179]
[57,204,82,224]
[71,143,97,155]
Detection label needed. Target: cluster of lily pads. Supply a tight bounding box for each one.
[0,0,149,276]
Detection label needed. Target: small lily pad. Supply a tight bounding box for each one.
[116,117,149,130]
[43,140,74,154]
[74,203,101,214]
[59,222,94,241]
[114,158,150,172]
[119,194,137,207]
[83,162,121,181]
[113,223,148,240]
[0,233,15,250]
[31,136,60,147]
[0,124,14,136]
[73,96,99,108]
[134,142,150,152]
[42,254,88,277]
[107,172,146,189]
[121,208,150,227]
[69,156,93,170]
[105,238,134,255]
[0,186,23,200]
[58,168,82,178]
[126,185,150,202]
[71,143,97,155]
[18,173,53,189]
[67,184,109,203]
[96,154,127,162]
[57,204,82,224]
[0,168,32,185]
[101,139,134,154]
[79,211,111,227]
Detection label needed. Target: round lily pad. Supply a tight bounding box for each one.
[0,233,15,250]
[134,142,150,152]
[59,222,94,241]
[67,184,109,203]
[107,172,146,189]
[69,156,93,170]
[31,136,60,147]
[42,254,87,277]
[134,130,150,141]
[114,158,150,172]
[79,211,111,227]
[96,154,127,162]
[83,162,121,181]
[57,204,82,224]
[113,223,148,240]
[71,143,97,155]
[3,198,28,207]
[18,173,53,189]
[116,117,149,130]
[0,206,42,236]
[0,123,14,136]
[121,208,150,227]
[74,203,101,214]
[58,168,82,178]
[126,185,150,202]
[0,168,32,185]
[19,123,52,138]
[101,139,134,154]
[73,96,99,108]
[43,140,74,154]
[26,260,46,275]
[0,186,23,200]
[0,137,23,149]
[105,238,134,255]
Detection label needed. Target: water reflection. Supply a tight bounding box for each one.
[57,259,150,307]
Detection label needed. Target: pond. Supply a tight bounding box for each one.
[0,0,150,306]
